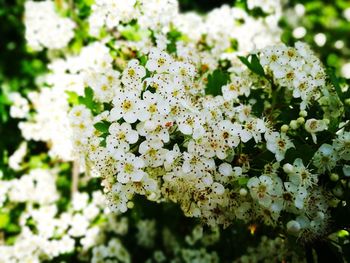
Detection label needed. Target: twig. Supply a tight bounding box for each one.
[71,160,80,195]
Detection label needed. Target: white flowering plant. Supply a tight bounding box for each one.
[2,0,350,262]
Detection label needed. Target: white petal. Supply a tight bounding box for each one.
[131,170,145,182]
[117,172,129,184]
[124,111,138,124]
[126,130,139,144]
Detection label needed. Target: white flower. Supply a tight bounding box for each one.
[69,105,93,125]
[146,48,173,73]
[25,1,75,50]
[240,118,266,143]
[137,91,170,122]
[221,77,250,101]
[312,144,338,173]
[218,163,233,177]
[85,69,120,103]
[176,112,205,138]
[247,175,275,207]
[121,59,146,88]
[139,139,167,167]
[106,122,139,157]
[287,158,318,187]
[265,132,294,162]
[260,45,288,71]
[164,144,181,171]
[333,131,350,160]
[305,119,327,143]
[168,61,196,80]
[284,182,307,209]
[109,92,141,123]
[116,153,146,183]
[216,120,241,148]
[9,92,30,118]
[182,152,215,176]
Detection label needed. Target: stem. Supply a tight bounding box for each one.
[305,246,314,263]
[71,160,80,195]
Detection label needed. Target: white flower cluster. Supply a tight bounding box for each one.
[15,0,349,253]
[90,0,281,55]
[0,163,129,263]
[89,0,179,36]
[247,0,282,14]
[68,39,337,238]
[24,0,75,50]
[236,235,305,263]
[313,130,350,173]
[15,0,282,162]
[260,42,327,110]
[13,42,114,161]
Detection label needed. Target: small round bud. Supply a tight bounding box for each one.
[330,173,339,182]
[287,220,301,234]
[299,110,308,117]
[127,201,134,209]
[283,163,294,174]
[290,120,299,130]
[297,117,305,125]
[281,124,289,133]
[333,186,344,197]
[239,188,248,196]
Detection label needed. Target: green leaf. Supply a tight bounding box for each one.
[0,212,10,229]
[167,28,183,53]
[238,54,266,77]
[238,177,249,186]
[78,87,95,110]
[121,24,150,42]
[94,121,111,133]
[205,69,230,96]
[65,90,79,105]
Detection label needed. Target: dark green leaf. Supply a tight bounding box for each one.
[94,121,111,133]
[205,69,230,96]
[238,54,266,77]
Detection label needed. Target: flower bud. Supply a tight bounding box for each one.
[297,117,305,125]
[333,186,344,197]
[299,110,308,117]
[330,173,339,182]
[283,163,294,174]
[287,220,301,234]
[239,188,248,196]
[127,201,134,209]
[281,124,289,133]
[290,120,299,130]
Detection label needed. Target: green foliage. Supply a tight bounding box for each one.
[205,69,230,96]
[121,24,150,42]
[238,54,266,77]
[78,87,104,115]
[94,121,111,134]
[166,28,183,53]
